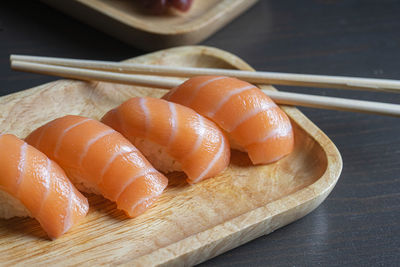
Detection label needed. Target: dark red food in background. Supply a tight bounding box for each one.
[170,0,193,12]
[141,0,193,14]
[142,0,168,14]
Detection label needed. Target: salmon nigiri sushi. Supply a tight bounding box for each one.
[163,76,295,165]
[101,97,230,184]
[25,115,168,218]
[0,134,88,239]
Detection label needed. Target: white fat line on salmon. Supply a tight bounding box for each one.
[207,85,255,118]
[115,169,158,200]
[227,101,277,132]
[62,180,74,236]
[97,145,136,183]
[186,114,205,158]
[114,109,129,135]
[241,119,292,147]
[256,128,281,145]
[191,133,226,184]
[186,76,227,106]
[167,102,178,147]
[128,189,164,215]
[244,123,293,147]
[72,191,89,215]
[34,122,52,148]
[255,122,292,145]
[78,129,115,165]
[54,118,91,158]
[164,86,178,99]
[15,143,28,196]
[260,122,293,142]
[106,109,127,135]
[37,158,52,216]
[139,98,151,137]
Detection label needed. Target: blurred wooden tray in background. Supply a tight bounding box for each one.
[40,0,259,50]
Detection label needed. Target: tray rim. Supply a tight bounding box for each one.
[0,45,342,266]
[73,0,259,35]
[39,0,259,50]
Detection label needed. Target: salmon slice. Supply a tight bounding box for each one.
[0,134,88,239]
[163,76,294,164]
[101,97,230,184]
[25,115,168,218]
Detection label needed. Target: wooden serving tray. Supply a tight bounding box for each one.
[0,46,342,266]
[40,0,259,50]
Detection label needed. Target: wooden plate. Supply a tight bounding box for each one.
[0,46,342,266]
[40,0,259,50]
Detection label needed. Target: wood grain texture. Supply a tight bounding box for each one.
[40,0,259,50]
[1,0,399,266]
[0,46,341,266]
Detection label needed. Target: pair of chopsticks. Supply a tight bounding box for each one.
[10,55,400,117]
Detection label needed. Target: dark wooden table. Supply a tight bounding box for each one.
[1,0,399,265]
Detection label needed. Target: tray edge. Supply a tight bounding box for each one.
[40,0,259,50]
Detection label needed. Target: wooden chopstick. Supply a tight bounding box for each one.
[11,60,179,89]
[10,54,400,93]
[10,60,400,117]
